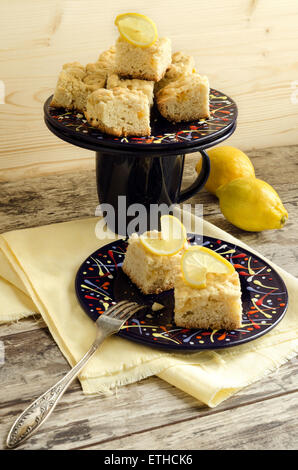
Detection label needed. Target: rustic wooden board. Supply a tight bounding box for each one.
[1,1,298,180]
[92,392,298,450]
[0,327,297,450]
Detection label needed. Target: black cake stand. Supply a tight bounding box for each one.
[44,89,237,234]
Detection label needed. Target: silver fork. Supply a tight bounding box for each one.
[6,300,145,449]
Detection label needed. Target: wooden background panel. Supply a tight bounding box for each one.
[1,0,298,181]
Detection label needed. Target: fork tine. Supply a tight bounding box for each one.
[104,300,130,317]
[112,301,139,318]
[101,300,145,324]
[108,301,138,318]
[119,305,146,323]
[116,302,145,320]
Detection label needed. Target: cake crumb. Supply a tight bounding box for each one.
[152,302,165,312]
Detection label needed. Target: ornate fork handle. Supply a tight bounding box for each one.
[6,330,106,449]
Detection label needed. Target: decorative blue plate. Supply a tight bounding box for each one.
[75,235,288,350]
[45,88,237,152]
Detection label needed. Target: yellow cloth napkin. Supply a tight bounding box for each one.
[0,213,297,408]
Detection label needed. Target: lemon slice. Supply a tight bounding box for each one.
[140,215,187,256]
[115,13,158,48]
[181,246,235,288]
[182,253,207,289]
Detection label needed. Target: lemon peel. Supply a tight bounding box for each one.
[196,146,255,195]
[216,177,288,231]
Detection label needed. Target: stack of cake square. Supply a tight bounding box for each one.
[51,36,210,137]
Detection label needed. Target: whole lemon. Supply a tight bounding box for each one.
[216,177,288,232]
[196,146,255,195]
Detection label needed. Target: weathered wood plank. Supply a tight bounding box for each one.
[85,391,298,450]
[0,315,44,338]
[0,146,296,227]
[0,327,297,450]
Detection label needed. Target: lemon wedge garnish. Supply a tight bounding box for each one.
[115,13,158,48]
[140,215,187,256]
[181,246,235,288]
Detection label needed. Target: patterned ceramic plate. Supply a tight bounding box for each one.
[75,235,288,350]
[44,88,237,152]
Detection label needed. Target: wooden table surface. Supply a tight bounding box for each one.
[0,145,297,450]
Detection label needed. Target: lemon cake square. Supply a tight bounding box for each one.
[85,87,151,137]
[156,73,210,122]
[174,271,243,330]
[51,62,105,112]
[167,51,196,79]
[122,233,182,295]
[84,45,116,88]
[50,70,88,112]
[155,51,196,93]
[50,62,87,110]
[106,73,154,107]
[83,63,107,90]
[96,46,116,72]
[62,61,86,78]
[81,46,116,99]
[115,36,172,82]
[51,47,116,112]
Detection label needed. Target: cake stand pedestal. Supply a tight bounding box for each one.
[44,89,237,235]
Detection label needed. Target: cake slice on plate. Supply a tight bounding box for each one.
[174,271,243,330]
[84,45,116,89]
[174,246,243,330]
[122,233,182,295]
[85,87,151,137]
[115,36,172,82]
[51,47,116,112]
[155,51,196,93]
[106,73,154,107]
[50,62,89,111]
[156,73,210,122]
[122,216,187,294]
[96,46,116,73]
